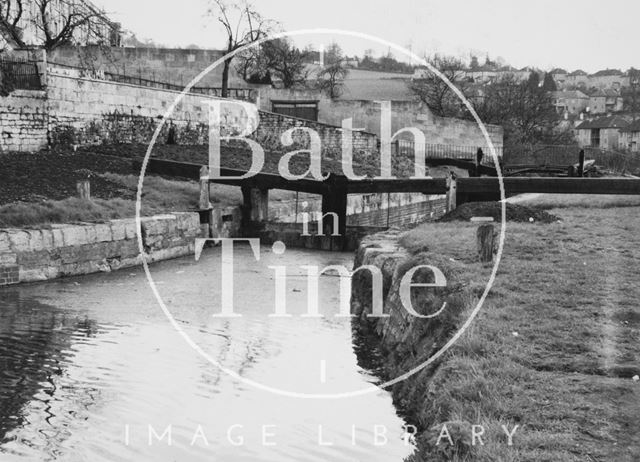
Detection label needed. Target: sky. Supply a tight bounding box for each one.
[96,0,638,73]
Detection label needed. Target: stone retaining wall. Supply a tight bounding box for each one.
[0,89,48,152]
[0,210,240,286]
[350,230,472,459]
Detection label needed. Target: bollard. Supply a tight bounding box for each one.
[477,223,495,263]
[199,166,212,210]
[446,172,457,213]
[76,179,90,200]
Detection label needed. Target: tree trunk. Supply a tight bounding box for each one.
[221,58,232,98]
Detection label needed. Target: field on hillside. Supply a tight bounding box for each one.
[397,197,640,461]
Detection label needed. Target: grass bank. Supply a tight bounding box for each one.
[0,173,207,228]
[381,198,640,461]
[0,148,315,228]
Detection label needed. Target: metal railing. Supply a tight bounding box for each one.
[393,140,503,165]
[504,144,640,174]
[48,61,255,101]
[0,57,42,91]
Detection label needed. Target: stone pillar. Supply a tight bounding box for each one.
[250,188,269,222]
[242,186,269,226]
[446,172,457,213]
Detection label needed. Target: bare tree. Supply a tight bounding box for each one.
[208,0,274,97]
[409,54,470,118]
[0,0,116,51]
[0,0,25,47]
[234,46,262,82]
[316,43,348,99]
[261,38,309,88]
[473,74,572,147]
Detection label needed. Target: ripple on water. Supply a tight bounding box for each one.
[0,248,415,461]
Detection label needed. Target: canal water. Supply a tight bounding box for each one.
[0,245,415,461]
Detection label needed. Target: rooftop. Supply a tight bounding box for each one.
[552,90,589,99]
[592,69,624,77]
[590,88,621,98]
[620,119,640,132]
[576,115,629,130]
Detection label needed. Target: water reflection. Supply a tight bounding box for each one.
[0,247,415,461]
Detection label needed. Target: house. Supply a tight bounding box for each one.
[619,119,640,152]
[464,65,533,84]
[566,69,589,89]
[588,69,629,90]
[551,90,589,115]
[589,88,624,114]
[575,115,629,150]
[464,64,499,84]
[0,0,121,49]
[550,68,568,88]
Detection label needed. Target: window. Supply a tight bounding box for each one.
[590,129,600,147]
[272,101,319,121]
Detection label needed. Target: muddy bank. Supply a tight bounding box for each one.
[350,230,479,461]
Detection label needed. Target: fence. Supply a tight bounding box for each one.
[504,145,640,174]
[0,57,42,91]
[393,140,503,165]
[48,61,255,101]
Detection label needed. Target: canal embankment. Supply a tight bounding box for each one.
[350,199,640,461]
[0,208,240,285]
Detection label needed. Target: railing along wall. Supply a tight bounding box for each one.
[47,61,256,101]
[504,144,640,174]
[0,56,42,91]
[393,140,504,165]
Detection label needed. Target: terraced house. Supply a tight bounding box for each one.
[589,88,624,114]
[575,115,629,150]
[551,89,589,115]
[619,119,640,152]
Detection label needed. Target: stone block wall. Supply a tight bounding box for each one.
[13,65,377,162]
[0,213,207,285]
[350,231,475,459]
[322,99,504,150]
[46,66,211,146]
[47,46,248,89]
[347,196,447,227]
[267,192,446,228]
[254,110,378,162]
[257,88,504,152]
[0,90,48,152]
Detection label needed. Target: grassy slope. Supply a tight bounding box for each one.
[397,198,640,461]
[0,174,204,228]
[0,146,321,228]
[0,172,312,228]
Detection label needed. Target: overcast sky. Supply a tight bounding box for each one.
[97,0,637,72]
